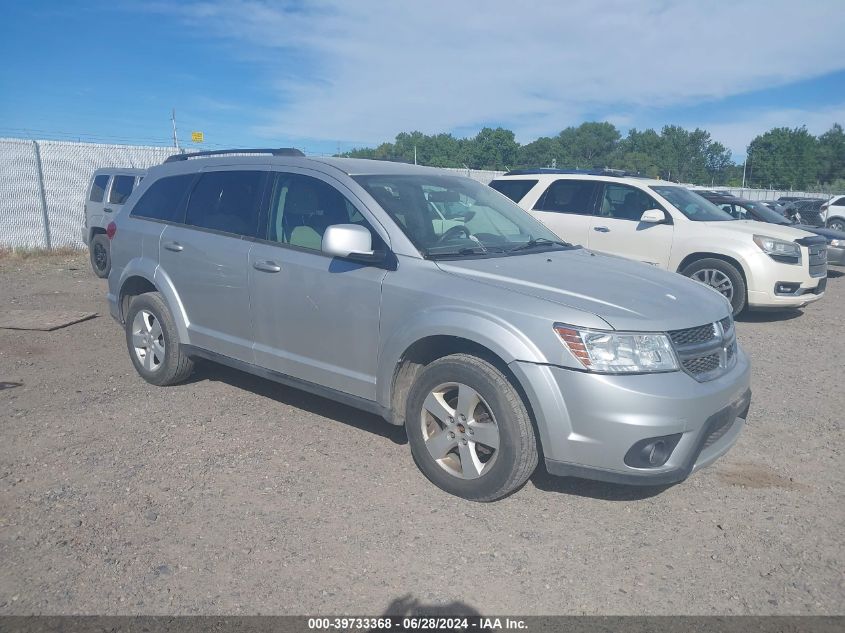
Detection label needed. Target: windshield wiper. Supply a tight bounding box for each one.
[508,236,572,253]
[426,245,489,259]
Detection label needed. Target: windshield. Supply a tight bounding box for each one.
[743,200,793,224]
[354,174,570,258]
[651,186,734,222]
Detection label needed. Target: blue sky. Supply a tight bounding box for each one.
[2,0,844,161]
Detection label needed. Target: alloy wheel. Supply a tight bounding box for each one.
[131,310,165,372]
[93,242,108,272]
[691,268,735,301]
[420,382,500,479]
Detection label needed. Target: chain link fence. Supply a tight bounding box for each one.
[0,139,176,249]
[0,138,834,250]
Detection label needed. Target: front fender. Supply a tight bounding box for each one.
[376,305,549,409]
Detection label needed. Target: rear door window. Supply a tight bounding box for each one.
[489,179,538,203]
[130,174,195,223]
[184,170,266,238]
[89,175,110,202]
[108,175,136,204]
[534,180,598,215]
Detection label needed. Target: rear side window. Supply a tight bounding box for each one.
[89,175,110,202]
[130,174,194,223]
[489,179,538,203]
[108,175,136,204]
[834,196,845,207]
[534,180,598,215]
[185,171,265,237]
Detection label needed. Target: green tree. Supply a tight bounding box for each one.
[558,122,621,168]
[516,136,562,168]
[468,127,519,170]
[817,124,845,184]
[747,126,818,189]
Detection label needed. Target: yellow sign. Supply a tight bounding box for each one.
[191,131,204,143]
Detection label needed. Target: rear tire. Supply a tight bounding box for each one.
[124,292,193,386]
[89,234,111,278]
[682,258,747,316]
[405,354,538,501]
[828,218,845,232]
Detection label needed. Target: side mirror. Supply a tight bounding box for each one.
[322,224,381,262]
[640,209,667,224]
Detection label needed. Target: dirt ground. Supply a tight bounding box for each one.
[1,252,843,616]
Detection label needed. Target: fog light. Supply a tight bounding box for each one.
[774,282,800,295]
[624,433,682,469]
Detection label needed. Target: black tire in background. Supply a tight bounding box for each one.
[681,257,747,316]
[405,353,538,502]
[124,292,194,386]
[89,233,111,278]
[828,218,845,232]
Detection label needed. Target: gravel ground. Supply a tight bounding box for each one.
[1,252,843,616]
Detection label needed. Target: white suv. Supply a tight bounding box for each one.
[490,170,828,315]
[821,195,845,232]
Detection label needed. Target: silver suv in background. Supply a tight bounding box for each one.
[106,149,751,501]
[83,168,145,277]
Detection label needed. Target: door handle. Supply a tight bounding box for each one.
[163,241,184,252]
[103,208,114,213]
[253,260,281,273]
[593,226,610,233]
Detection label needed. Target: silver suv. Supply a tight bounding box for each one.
[106,149,751,501]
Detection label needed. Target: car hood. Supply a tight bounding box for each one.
[435,248,730,332]
[700,220,816,241]
[793,224,845,241]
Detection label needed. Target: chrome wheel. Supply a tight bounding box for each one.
[691,268,735,301]
[420,382,500,480]
[829,219,845,232]
[131,310,165,372]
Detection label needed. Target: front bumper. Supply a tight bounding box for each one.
[827,245,845,266]
[510,347,751,485]
[745,245,827,308]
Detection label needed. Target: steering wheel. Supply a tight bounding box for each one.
[437,225,471,243]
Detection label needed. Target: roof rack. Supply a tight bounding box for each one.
[164,148,305,162]
[502,167,647,178]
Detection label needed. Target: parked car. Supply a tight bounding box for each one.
[821,194,845,232]
[762,200,789,216]
[106,149,751,501]
[490,170,827,315]
[698,192,844,266]
[781,199,826,227]
[83,168,145,277]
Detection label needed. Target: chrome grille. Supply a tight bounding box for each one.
[669,317,737,382]
[808,244,827,278]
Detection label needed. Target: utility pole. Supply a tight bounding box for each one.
[171,108,180,152]
[414,145,417,165]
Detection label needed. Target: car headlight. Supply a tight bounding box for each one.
[831,238,843,248]
[753,234,801,264]
[554,325,679,373]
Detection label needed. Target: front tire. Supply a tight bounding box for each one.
[828,218,845,232]
[89,234,111,278]
[405,354,538,501]
[124,292,193,386]
[682,258,747,316]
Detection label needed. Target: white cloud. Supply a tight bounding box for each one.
[702,104,845,158]
[160,0,845,144]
